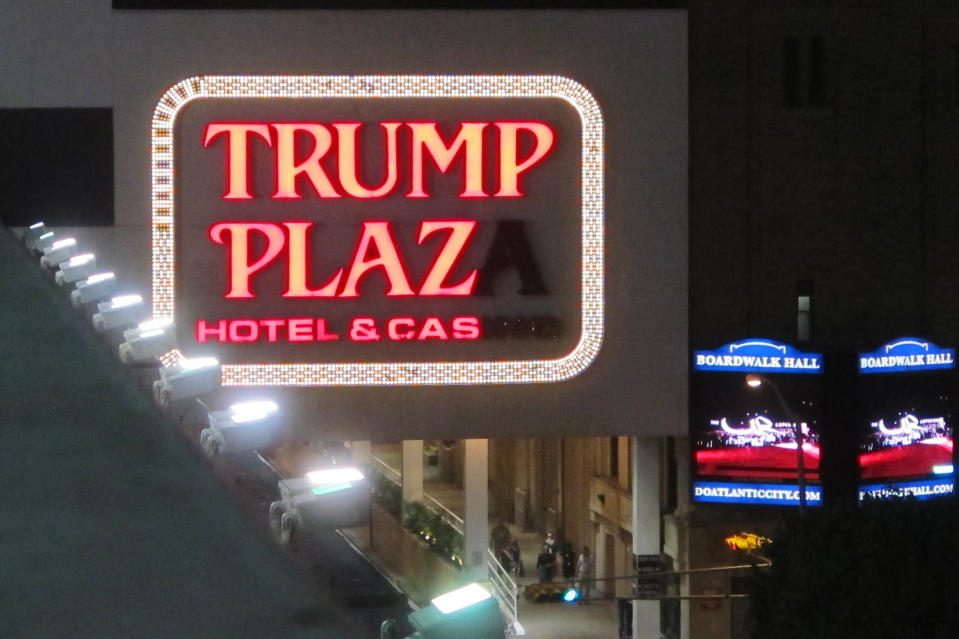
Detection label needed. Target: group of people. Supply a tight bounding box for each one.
[490,522,596,602]
[535,532,595,602]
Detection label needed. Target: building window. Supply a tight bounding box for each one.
[609,436,619,478]
[0,108,114,226]
[955,43,959,107]
[783,37,827,109]
[797,280,813,342]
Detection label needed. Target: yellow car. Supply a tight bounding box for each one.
[725,532,771,551]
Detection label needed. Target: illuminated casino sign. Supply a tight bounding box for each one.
[151,75,604,386]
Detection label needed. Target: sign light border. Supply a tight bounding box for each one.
[693,338,823,374]
[692,481,823,507]
[858,337,956,374]
[151,75,604,386]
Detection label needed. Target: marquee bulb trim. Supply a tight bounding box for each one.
[151,74,604,387]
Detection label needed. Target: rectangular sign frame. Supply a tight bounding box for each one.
[151,75,604,387]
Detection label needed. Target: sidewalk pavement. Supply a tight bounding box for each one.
[510,522,621,639]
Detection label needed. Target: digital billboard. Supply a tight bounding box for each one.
[151,75,603,387]
[691,339,823,506]
[858,338,956,501]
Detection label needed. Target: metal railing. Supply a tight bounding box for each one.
[424,493,464,535]
[488,548,522,637]
[371,455,465,534]
[371,455,402,483]
[370,455,522,634]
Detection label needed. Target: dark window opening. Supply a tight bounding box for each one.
[610,436,619,478]
[0,109,114,226]
[797,279,813,342]
[783,38,801,108]
[783,37,827,109]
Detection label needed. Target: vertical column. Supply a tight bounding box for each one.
[351,440,372,470]
[464,438,489,580]
[632,436,661,639]
[675,436,691,639]
[402,439,424,506]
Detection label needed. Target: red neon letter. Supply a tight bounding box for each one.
[315,319,340,341]
[350,318,381,341]
[259,318,284,342]
[288,318,313,342]
[229,319,259,342]
[334,122,400,198]
[408,122,488,198]
[203,123,272,200]
[209,222,286,299]
[452,316,481,340]
[417,220,478,295]
[196,319,227,342]
[272,124,340,199]
[339,222,414,298]
[387,317,417,341]
[417,317,449,341]
[495,122,554,197]
[282,221,342,298]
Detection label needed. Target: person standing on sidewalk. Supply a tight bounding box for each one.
[536,549,555,583]
[574,545,595,604]
[562,542,577,584]
[539,531,560,582]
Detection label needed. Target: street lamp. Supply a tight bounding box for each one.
[745,374,808,516]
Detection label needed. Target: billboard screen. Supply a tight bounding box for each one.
[691,340,823,506]
[858,339,956,501]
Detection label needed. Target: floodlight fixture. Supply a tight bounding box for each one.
[123,318,173,341]
[55,253,97,286]
[30,231,56,253]
[270,467,371,543]
[201,399,282,458]
[153,356,220,406]
[40,238,78,268]
[229,400,279,421]
[24,222,46,243]
[179,356,219,371]
[93,294,145,332]
[431,583,493,615]
[119,318,175,364]
[70,272,117,306]
[407,582,505,639]
[306,468,365,485]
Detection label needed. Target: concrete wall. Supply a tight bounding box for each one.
[0,2,687,441]
[689,0,959,350]
[368,502,462,604]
